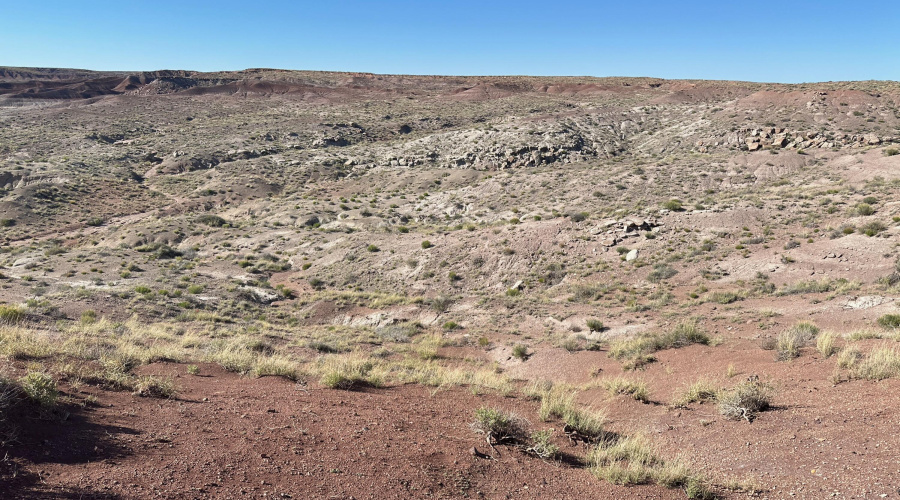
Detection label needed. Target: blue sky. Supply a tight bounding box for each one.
[1,1,898,82]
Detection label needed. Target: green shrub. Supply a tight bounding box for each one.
[662,199,683,211]
[647,264,677,283]
[366,244,380,252]
[19,371,58,407]
[196,214,228,227]
[187,284,205,294]
[421,240,433,249]
[856,203,875,216]
[878,314,900,329]
[526,429,559,459]
[80,310,97,324]
[472,407,527,444]
[861,221,887,236]
[512,344,529,360]
[884,148,899,156]
[586,318,605,332]
[0,305,25,324]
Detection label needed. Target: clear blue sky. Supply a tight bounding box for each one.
[2,1,898,83]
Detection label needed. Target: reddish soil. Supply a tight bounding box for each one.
[2,363,680,499]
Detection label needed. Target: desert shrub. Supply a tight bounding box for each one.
[512,344,529,360]
[776,321,820,360]
[662,199,683,211]
[80,310,97,324]
[856,203,875,216]
[705,290,743,304]
[589,434,708,496]
[0,305,25,324]
[254,356,302,381]
[19,371,58,407]
[671,379,719,408]
[837,346,862,369]
[562,406,607,439]
[861,221,886,236]
[569,212,587,222]
[132,376,176,398]
[878,314,900,329]
[430,295,453,312]
[718,379,773,421]
[421,240,432,249]
[816,332,838,357]
[196,214,228,227]
[571,283,607,301]
[471,407,527,445]
[376,322,418,343]
[609,320,708,364]
[776,278,846,296]
[319,358,379,390]
[526,429,559,459]
[308,277,325,290]
[647,264,677,283]
[852,348,900,381]
[602,377,650,403]
[884,148,899,156]
[586,318,605,332]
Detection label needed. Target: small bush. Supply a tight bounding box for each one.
[705,290,743,304]
[856,203,875,216]
[19,371,58,407]
[512,344,529,360]
[662,199,683,211]
[602,377,650,403]
[884,148,899,156]
[132,376,176,398]
[0,305,25,324]
[776,321,820,360]
[80,310,97,324]
[878,314,900,329]
[861,221,886,236]
[366,244,380,252]
[647,264,677,283]
[472,407,527,445]
[718,379,773,421]
[671,379,719,408]
[421,240,432,249]
[526,429,559,459]
[816,332,838,357]
[837,346,862,369]
[852,348,900,381]
[586,318,605,332]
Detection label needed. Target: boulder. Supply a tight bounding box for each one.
[625,249,639,261]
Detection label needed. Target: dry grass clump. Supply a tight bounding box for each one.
[523,380,606,440]
[816,331,839,357]
[471,407,528,445]
[717,379,773,422]
[775,321,820,360]
[588,434,711,498]
[132,375,176,398]
[836,346,863,369]
[609,320,708,369]
[671,379,719,408]
[851,347,900,380]
[318,356,384,390]
[601,376,650,403]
